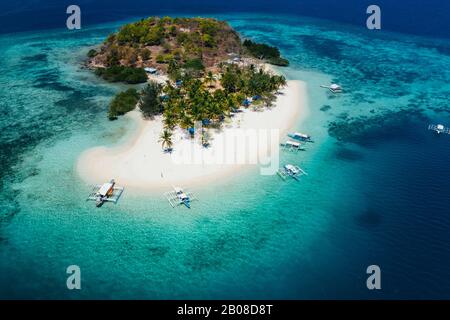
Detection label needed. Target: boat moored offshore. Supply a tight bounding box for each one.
[288,132,313,142]
[86,179,124,207]
[277,164,308,181]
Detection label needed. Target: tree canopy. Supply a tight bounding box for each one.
[140,81,163,118]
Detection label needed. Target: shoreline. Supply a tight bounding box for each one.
[76,80,309,192]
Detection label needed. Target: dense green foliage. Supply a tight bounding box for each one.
[108,88,140,120]
[94,17,289,147]
[90,17,242,83]
[243,39,289,66]
[220,64,287,96]
[140,81,163,118]
[116,18,164,45]
[183,58,205,71]
[160,65,286,136]
[95,66,148,84]
[267,57,290,67]
[87,49,98,58]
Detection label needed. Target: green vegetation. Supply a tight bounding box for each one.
[108,88,140,120]
[220,64,287,96]
[140,81,163,118]
[243,39,289,66]
[159,129,173,151]
[88,17,242,85]
[160,64,286,133]
[183,58,204,71]
[87,49,98,58]
[95,66,148,84]
[92,17,289,145]
[267,57,289,67]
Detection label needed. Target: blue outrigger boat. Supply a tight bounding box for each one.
[428,124,450,135]
[165,186,197,209]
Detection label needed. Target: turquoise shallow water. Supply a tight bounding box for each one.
[1,13,450,299]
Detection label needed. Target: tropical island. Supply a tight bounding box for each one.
[78,17,307,191]
[87,17,289,141]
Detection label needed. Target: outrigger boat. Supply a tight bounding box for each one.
[320,83,342,93]
[280,140,305,152]
[277,164,308,181]
[428,123,450,135]
[164,186,197,209]
[87,179,124,207]
[288,132,313,142]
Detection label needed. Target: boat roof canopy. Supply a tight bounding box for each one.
[98,182,114,196]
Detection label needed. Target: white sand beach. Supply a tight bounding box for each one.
[76,80,308,191]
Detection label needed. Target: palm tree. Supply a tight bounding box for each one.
[159,129,173,151]
[205,71,215,88]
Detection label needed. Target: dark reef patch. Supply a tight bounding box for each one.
[33,69,74,92]
[0,188,21,244]
[320,105,332,112]
[148,246,169,258]
[22,53,48,63]
[355,208,382,228]
[328,109,429,147]
[297,35,348,61]
[334,146,364,162]
[54,90,99,113]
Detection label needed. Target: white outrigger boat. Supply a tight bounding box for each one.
[87,179,124,207]
[164,186,197,209]
[277,164,308,181]
[428,123,450,135]
[280,140,305,152]
[321,83,342,93]
[288,132,313,142]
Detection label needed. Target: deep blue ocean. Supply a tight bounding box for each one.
[1,0,450,38]
[0,1,449,299]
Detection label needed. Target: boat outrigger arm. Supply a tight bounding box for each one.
[87,179,124,207]
[320,84,343,93]
[280,140,305,152]
[164,186,198,209]
[277,164,308,181]
[428,124,450,135]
